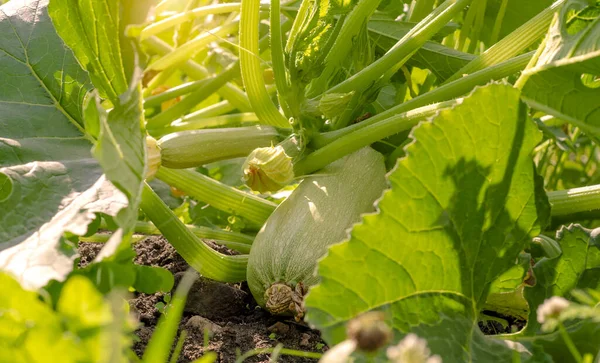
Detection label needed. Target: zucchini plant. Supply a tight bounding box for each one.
[0,0,600,361]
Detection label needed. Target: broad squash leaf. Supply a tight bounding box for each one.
[48,0,128,103]
[0,0,145,289]
[0,272,135,363]
[510,224,600,360]
[521,0,600,137]
[304,83,552,361]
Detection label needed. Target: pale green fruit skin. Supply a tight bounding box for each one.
[243,145,294,193]
[246,147,388,309]
[158,126,281,169]
[146,135,161,180]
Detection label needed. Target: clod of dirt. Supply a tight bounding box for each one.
[300,333,311,347]
[185,316,223,334]
[175,272,248,320]
[268,321,290,336]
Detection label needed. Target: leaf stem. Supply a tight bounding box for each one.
[144,79,209,109]
[444,0,565,83]
[157,112,259,135]
[235,346,322,363]
[140,3,246,40]
[306,0,383,98]
[547,184,600,217]
[139,184,248,282]
[324,0,473,95]
[239,0,289,127]
[558,322,583,363]
[296,100,459,175]
[156,167,276,226]
[143,36,252,111]
[147,63,240,130]
[149,20,240,71]
[270,0,292,117]
[313,52,532,148]
[100,220,254,244]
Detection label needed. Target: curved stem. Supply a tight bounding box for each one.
[156,167,276,226]
[143,36,252,111]
[140,184,248,282]
[147,63,240,130]
[149,21,240,71]
[239,0,289,127]
[324,0,472,95]
[314,52,532,148]
[158,112,259,135]
[270,0,292,117]
[140,3,245,40]
[444,0,565,83]
[296,100,458,175]
[547,184,600,217]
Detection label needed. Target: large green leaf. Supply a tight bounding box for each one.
[48,0,128,102]
[304,83,551,361]
[522,0,600,137]
[0,0,145,289]
[0,272,134,362]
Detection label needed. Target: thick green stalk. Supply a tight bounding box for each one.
[324,0,473,95]
[144,79,208,109]
[239,0,289,127]
[147,63,240,130]
[444,0,565,83]
[100,220,254,244]
[296,100,459,175]
[156,167,276,226]
[409,0,437,22]
[270,0,292,117]
[190,100,235,119]
[143,36,252,111]
[306,0,383,98]
[547,184,600,217]
[140,3,244,40]
[157,126,284,168]
[140,184,248,282]
[143,68,177,97]
[314,52,532,148]
[158,113,259,135]
[149,20,240,71]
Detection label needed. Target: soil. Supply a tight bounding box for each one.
[78,236,327,363]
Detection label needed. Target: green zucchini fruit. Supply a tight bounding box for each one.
[246,147,387,319]
[158,126,284,169]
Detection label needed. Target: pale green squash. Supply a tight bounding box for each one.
[246,147,387,318]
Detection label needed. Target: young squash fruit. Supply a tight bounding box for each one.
[246,147,387,319]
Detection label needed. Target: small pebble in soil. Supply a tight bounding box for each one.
[268,321,290,336]
[185,316,223,335]
[300,333,311,347]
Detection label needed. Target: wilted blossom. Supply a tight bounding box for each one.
[319,340,357,363]
[386,334,442,363]
[537,296,570,324]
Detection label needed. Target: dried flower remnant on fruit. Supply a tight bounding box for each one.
[537,296,570,324]
[387,334,442,363]
[264,282,307,321]
[146,135,161,180]
[347,312,392,352]
[243,145,294,193]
